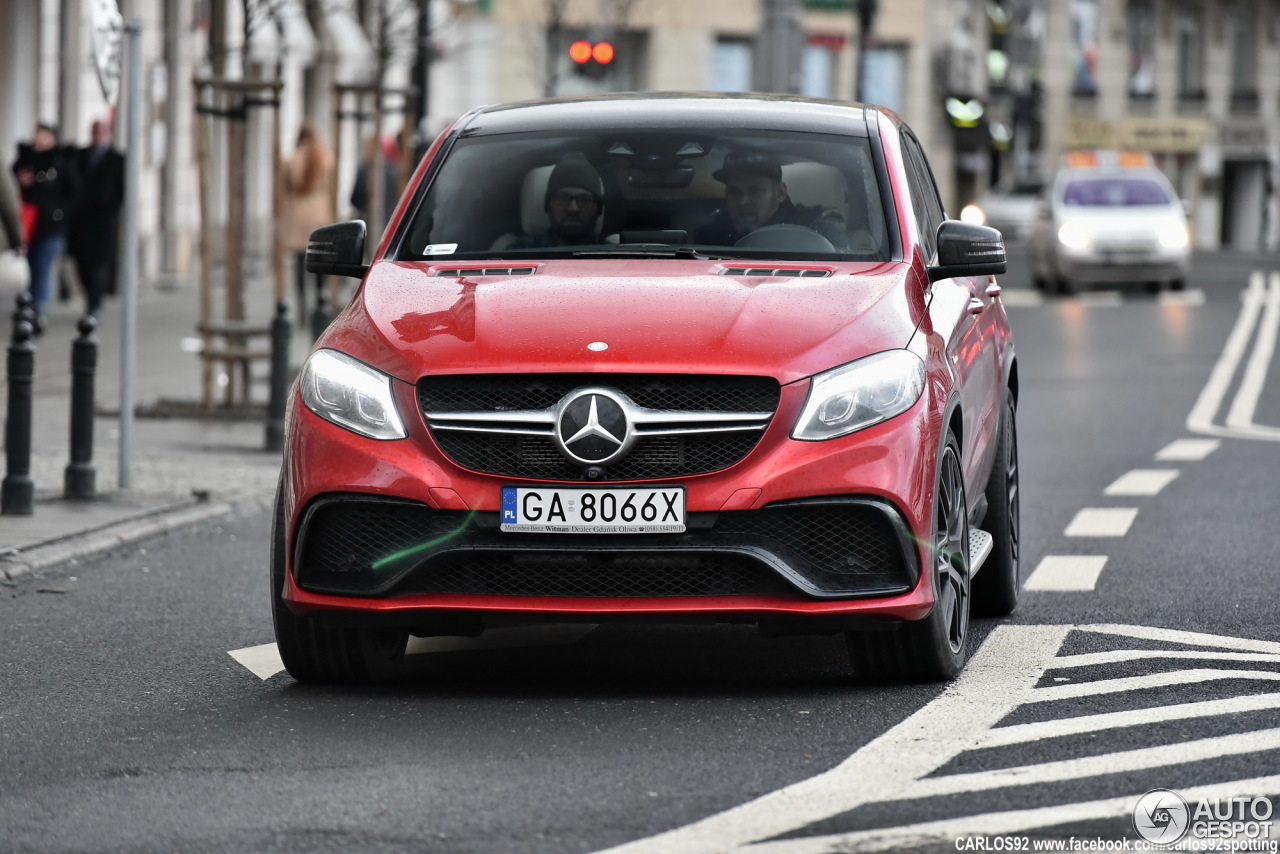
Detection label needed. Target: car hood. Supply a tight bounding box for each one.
[321,259,924,386]
[1055,206,1184,239]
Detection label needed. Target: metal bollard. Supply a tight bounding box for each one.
[14,291,36,327]
[2,316,36,515]
[64,315,98,500]
[265,300,291,452]
[309,283,333,342]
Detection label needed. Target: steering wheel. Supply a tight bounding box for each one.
[734,224,836,254]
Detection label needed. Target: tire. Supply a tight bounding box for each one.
[1170,278,1187,292]
[847,431,971,682]
[1055,276,1076,296]
[271,480,408,683]
[1032,274,1047,292]
[972,393,1020,617]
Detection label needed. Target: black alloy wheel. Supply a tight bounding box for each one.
[847,431,971,681]
[973,392,1020,616]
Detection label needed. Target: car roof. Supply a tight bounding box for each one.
[460,92,877,138]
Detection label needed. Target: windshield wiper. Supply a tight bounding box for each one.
[570,245,725,260]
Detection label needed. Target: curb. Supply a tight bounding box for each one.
[0,498,243,581]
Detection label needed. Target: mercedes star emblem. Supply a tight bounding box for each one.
[554,388,634,466]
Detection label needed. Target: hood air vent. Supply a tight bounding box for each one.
[720,267,832,278]
[432,266,538,277]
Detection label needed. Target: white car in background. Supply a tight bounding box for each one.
[961,179,1044,245]
[1031,156,1190,295]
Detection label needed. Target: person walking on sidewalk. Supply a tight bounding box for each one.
[280,121,336,326]
[11,123,79,335]
[67,119,124,317]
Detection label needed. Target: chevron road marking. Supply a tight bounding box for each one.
[595,624,1280,854]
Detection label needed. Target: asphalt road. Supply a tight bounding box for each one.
[2,248,1279,854]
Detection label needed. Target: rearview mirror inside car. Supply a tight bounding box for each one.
[927,220,1007,283]
[306,220,369,279]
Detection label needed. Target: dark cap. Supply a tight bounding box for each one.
[546,152,603,202]
[712,150,782,183]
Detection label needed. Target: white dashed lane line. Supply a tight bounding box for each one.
[1024,556,1109,591]
[1155,438,1220,461]
[1103,469,1179,496]
[1063,508,1139,537]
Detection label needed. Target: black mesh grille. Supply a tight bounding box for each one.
[295,496,914,599]
[419,374,780,481]
[418,374,780,414]
[434,433,762,481]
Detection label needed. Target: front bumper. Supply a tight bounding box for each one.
[282,376,941,625]
[1057,248,1190,284]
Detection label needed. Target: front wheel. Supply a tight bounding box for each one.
[972,393,1020,617]
[271,480,407,683]
[848,431,971,682]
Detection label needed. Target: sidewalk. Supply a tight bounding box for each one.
[0,272,315,580]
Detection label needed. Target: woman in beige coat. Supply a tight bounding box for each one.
[280,122,336,329]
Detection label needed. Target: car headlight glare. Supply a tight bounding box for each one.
[1057,221,1091,251]
[960,204,985,225]
[792,350,925,441]
[1159,222,1190,249]
[300,349,407,440]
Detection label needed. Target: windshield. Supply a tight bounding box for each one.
[1062,177,1171,207]
[398,129,890,262]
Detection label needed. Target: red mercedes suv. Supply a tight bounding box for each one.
[274,94,1019,683]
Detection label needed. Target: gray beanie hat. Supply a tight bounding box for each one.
[546,152,603,204]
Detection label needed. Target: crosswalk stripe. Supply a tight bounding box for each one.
[1027,668,1280,702]
[1025,556,1108,591]
[1103,469,1179,495]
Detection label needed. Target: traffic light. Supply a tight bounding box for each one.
[570,40,615,78]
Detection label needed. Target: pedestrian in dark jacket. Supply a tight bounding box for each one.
[11,123,79,334]
[67,119,124,316]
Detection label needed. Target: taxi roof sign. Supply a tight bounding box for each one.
[1064,150,1155,169]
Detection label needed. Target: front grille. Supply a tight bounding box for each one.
[418,374,781,481]
[295,495,915,599]
[435,432,762,481]
[419,374,780,413]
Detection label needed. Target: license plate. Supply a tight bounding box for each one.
[501,486,685,533]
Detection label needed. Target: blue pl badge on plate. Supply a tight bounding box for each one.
[501,487,518,523]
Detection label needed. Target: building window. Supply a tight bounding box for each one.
[1128,0,1155,97]
[1071,0,1099,95]
[1230,0,1259,102]
[711,39,752,92]
[801,36,843,99]
[1177,2,1204,98]
[862,47,905,113]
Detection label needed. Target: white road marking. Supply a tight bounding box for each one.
[228,643,286,681]
[978,693,1280,749]
[1155,438,1220,460]
[1024,556,1108,591]
[1103,469,1179,496]
[1025,668,1280,702]
[228,625,598,681]
[593,625,1072,854]
[999,290,1044,308]
[1227,271,1280,430]
[1052,649,1280,668]
[1158,287,1206,306]
[595,624,1280,854]
[1063,508,1139,537]
[1187,271,1280,441]
[743,776,1280,854]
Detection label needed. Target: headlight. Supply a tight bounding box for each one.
[1159,222,1190,249]
[299,349,407,440]
[1057,221,1091,251]
[960,204,986,225]
[792,351,925,441]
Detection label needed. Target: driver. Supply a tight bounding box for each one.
[694,150,847,249]
[509,153,604,248]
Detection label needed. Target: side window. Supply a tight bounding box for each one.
[900,137,941,259]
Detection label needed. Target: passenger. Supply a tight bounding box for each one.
[694,150,846,249]
[510,153,604,248]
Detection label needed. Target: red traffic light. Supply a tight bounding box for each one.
[592,41,615,64]
[569,40,593,64]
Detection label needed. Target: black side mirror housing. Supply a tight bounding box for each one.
[927,220,1007,283]
[305,220,369,279]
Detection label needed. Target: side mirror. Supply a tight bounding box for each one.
[306,220,368,279]
[927,220,1007,283]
